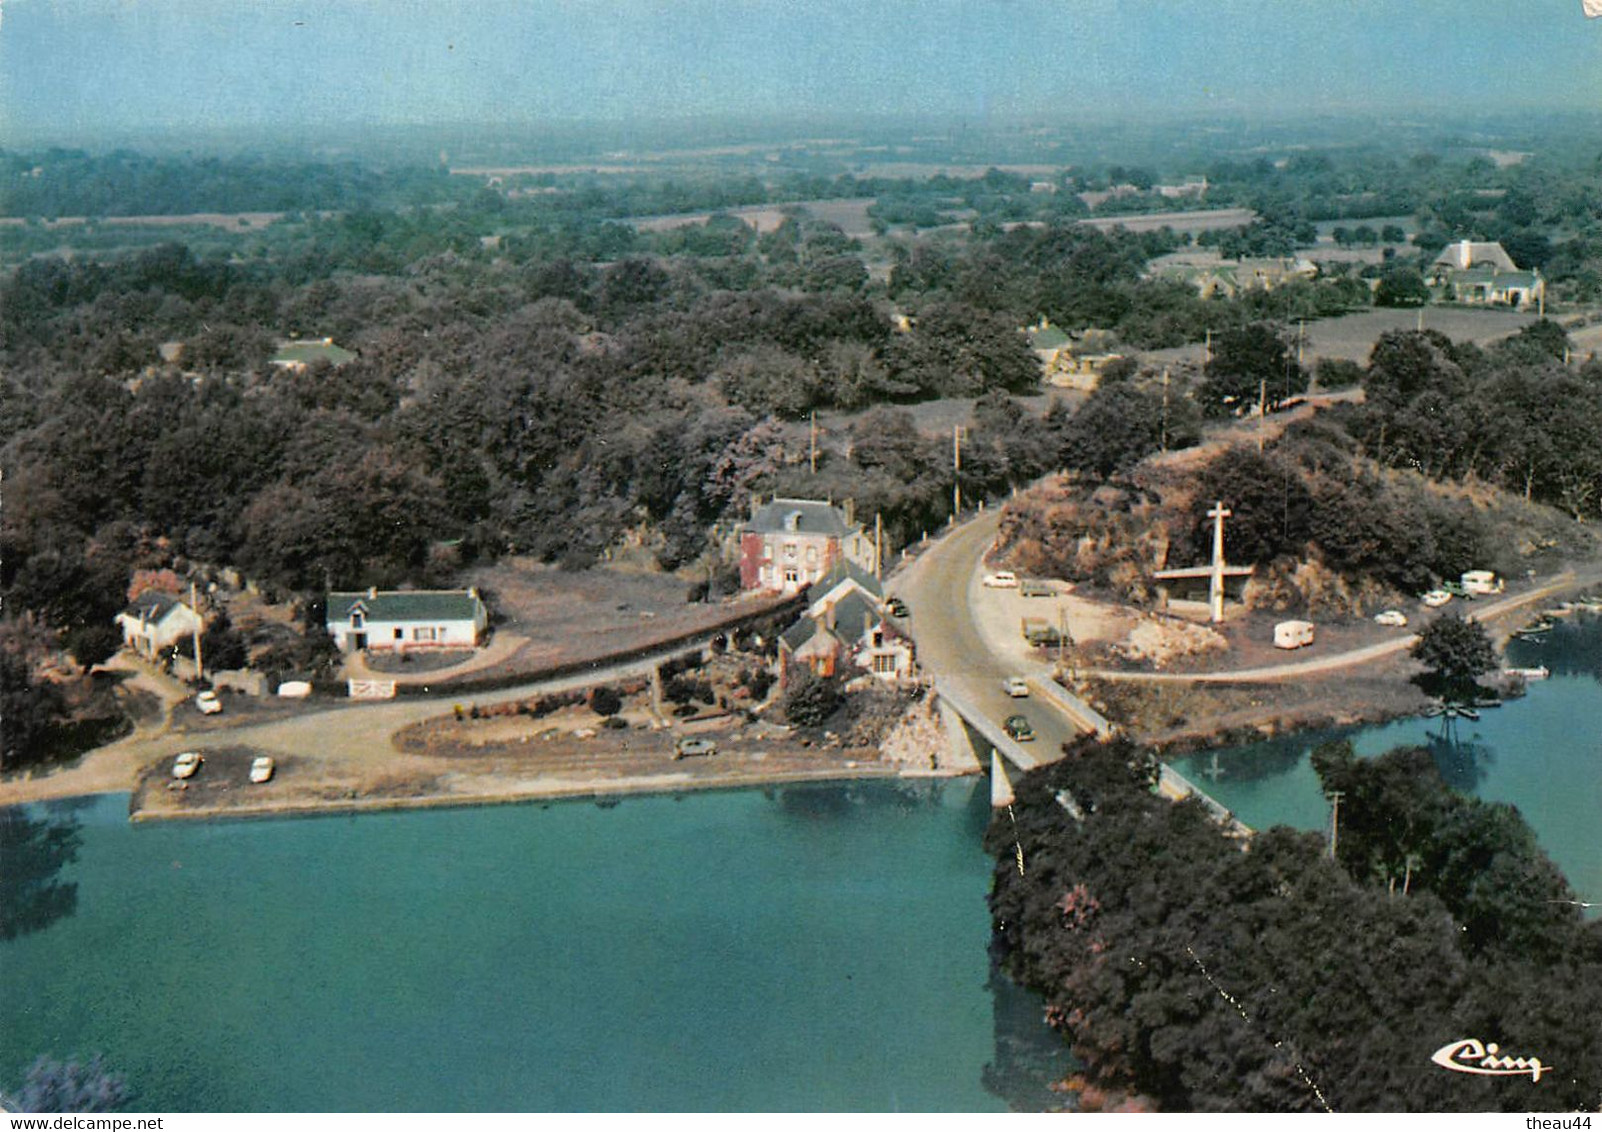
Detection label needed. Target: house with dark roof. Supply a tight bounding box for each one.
[326,588,488,653]
[738,497,878,594]
[805,559,883,618]
[117,592,205,657]
[780,587,913,684]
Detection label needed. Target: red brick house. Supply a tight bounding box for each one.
[738,497,878,594]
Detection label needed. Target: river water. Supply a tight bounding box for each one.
[1173,611,1602,912]
[0,778,1068,1112]
[4,617,1595,1111]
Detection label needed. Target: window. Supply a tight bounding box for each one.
[393,628,404,640]
[805,546,818,566]
[413,627,437,642]
[784,568,799,584]
[783,542,798,561]
[351,612,365,629]
[873,654,898,675]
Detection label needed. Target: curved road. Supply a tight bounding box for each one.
[893,512,1096,758]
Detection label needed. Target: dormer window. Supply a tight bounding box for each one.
[784,510,803,532]
[351,611,365,629]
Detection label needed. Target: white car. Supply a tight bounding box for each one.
[1421,590,1452,608]
[1002,676,1030,698]
[196,690,223,715]
[983,571,1019,589]
[1374,610,1408,627]
[249,756,275,784]
[171,751,203,779]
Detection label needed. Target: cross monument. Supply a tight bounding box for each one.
[1207,500,1232,623]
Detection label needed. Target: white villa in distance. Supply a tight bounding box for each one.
[326,588,488,653]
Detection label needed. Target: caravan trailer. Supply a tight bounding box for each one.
[1461,570,1504,596]
[1273,620,1316,650]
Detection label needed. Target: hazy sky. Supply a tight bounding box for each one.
[4,0,1601,140]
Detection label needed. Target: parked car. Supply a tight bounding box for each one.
[249,756,275,784]
[1374,610,1408,627]
[171,751,203,779]
[1441,581,1473,599]
[1019,579,1054,598]
[1002,676,1030,698]
[673,737,717,760]
[1003,714,1036,741]
[1421,590,1453,608]
[983,571,1019,589]
[195,690,223,715]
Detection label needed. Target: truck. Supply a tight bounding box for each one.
[1021,617,1065,646]
[1019,579,1055,598]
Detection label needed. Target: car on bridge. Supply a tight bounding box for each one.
[983,571,1018,588]
[1003,714,1035,742]
[1002,676,1030,698]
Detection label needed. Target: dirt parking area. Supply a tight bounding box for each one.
[459,559,787,680]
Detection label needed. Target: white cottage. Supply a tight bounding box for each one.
[326,588,488,653]
[117,592,205,657]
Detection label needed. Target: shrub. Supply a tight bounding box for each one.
[589,686,623,717]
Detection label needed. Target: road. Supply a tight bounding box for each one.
[1082,570,1600,683]
[893,511,1099,762]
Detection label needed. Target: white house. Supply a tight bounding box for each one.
[326,588,488,653]
[117,592,205,658]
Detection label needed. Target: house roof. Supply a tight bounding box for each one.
[120,591,194,621]
[1431,240,1517,273]
[272,339,356,367]
[806,559,883,607]
[327,590,483,624]
[745,498,857,538]
[828,590,881,642]
[1029,325,1071,351]
[781,617,822,653]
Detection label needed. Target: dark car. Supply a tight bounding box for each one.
[1003,715,1036,742]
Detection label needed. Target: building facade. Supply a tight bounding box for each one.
[738,498,878,594]
[326,588,488,653]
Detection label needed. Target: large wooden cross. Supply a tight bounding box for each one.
[1208,501,1232,623]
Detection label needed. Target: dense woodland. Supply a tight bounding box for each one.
[5,129,1602,767]
[988,738,1602,1112]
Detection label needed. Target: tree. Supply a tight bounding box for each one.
[0,638,64,771]
[1197,322,1306,417]
[780,666,842,728]
[14,1054,130,1113]
[588,686,623,717]
[1411,611,1497,703]
[1375,266,1430,308]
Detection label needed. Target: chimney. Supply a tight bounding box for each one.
[843,497,855,526]
[368,585,378,600]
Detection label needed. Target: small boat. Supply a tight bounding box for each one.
[1503,666,1550,681]
[1541,605,1575,618]
[1576,595,1602,612]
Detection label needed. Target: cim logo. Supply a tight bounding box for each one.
[1431,1038,1551,1082]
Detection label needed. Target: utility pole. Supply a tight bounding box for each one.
[1160,367,1171,453]
[952,424,963,521]
[1326,790,1345,860]
[809,411,817,475]
[190,581,203,683]
[874,512,883,580]
[1204,327,1212,368]
[1056,603,1067,670]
